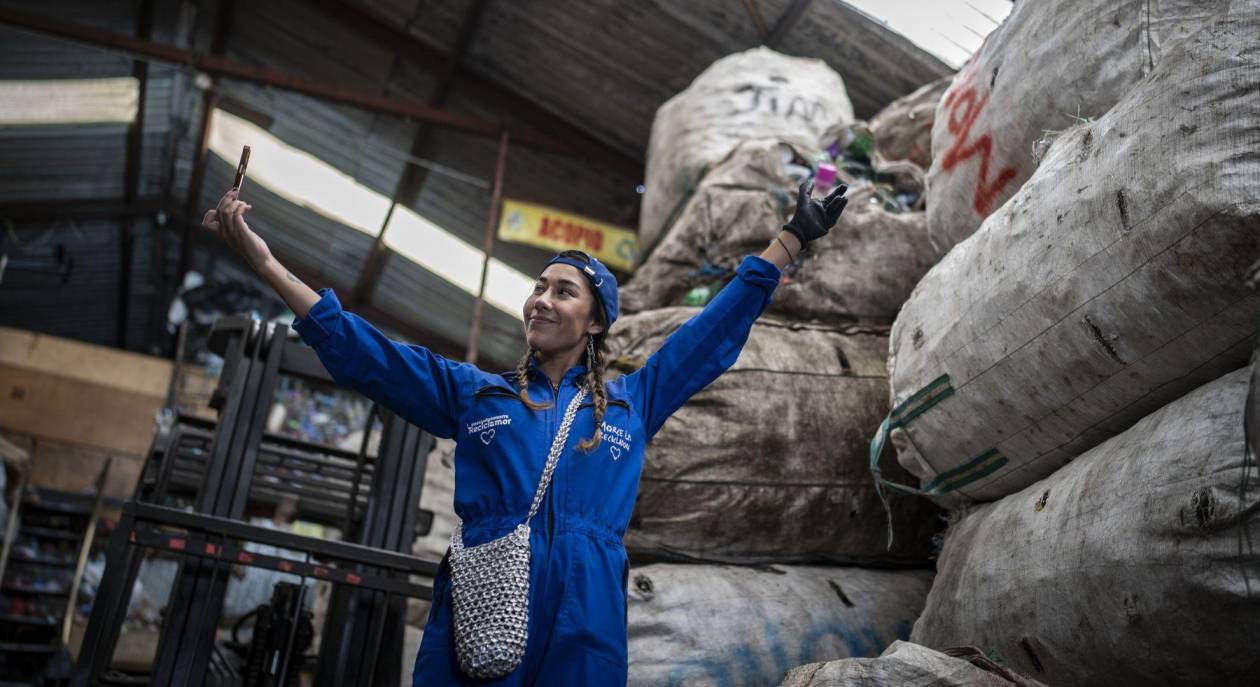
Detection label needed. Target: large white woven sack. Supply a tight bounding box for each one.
[608,307,941,565]
[876,13,1260,504]
[639,47,853,257]
[924,0,1231,252]
[624,140,938,325]
[911,368,1260,686]
[779,641,1047,687]
[868,76,950,191]
[627,563,933,687]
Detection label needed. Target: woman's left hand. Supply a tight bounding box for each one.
[783,180,848,246]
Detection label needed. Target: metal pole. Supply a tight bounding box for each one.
[178,86,218,281]
[465,128,509,364]
[118,0,153,349]
[341,404,380,538]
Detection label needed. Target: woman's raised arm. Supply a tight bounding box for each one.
[622,254,781,439]
[201,187,470,438]
[623,180,848,439]
[291,289,471,438]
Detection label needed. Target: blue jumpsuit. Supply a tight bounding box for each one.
[291,255,780,685]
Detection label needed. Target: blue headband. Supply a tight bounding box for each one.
[544,254,619,328]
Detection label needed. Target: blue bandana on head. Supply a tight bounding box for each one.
[544,253,619,328]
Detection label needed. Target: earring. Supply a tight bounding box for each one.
[586,336,595,370]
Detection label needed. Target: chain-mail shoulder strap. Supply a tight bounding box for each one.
[522,387,586,528]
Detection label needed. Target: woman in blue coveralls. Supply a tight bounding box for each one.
[201,179,848,685]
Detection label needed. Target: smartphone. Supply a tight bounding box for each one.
[233,145,251,191]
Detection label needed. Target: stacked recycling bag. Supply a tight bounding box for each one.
[848,5,1260,687]
[609,47,959,684]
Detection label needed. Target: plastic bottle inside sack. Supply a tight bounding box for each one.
[813,162,838,197]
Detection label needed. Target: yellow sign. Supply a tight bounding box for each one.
[498,199,639,272]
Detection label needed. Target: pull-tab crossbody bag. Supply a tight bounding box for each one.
[447,387,587,678]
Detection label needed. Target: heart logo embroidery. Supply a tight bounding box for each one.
[480,429,495,445]
[609,446,621,461]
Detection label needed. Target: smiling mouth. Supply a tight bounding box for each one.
[528,317,554,326]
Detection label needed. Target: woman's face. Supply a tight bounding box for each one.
[523,263,604,355]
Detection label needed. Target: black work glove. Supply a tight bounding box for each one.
[783,180,848,246]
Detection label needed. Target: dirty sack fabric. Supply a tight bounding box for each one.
[911,368,1260,687]
[640,46,854,256]
[609,308,941,565]
[623,140,938,325]
[868,76,951,192]
[779,640,1048,687]
[925,0,1233,252]
[626,564,933,687]
[879,13,1260,504]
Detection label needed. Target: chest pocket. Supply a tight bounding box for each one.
[576,397,634,461]
[474,384,525,402]
[465,384,529,448]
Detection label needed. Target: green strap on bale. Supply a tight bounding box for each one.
[867,374,1008,546]
[868,375,953,489]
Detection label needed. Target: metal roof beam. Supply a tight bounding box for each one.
[178,0,235,290]
[766,0,816,48]
[0,198,164,222]
[0,6,577,155]
[742,0,770,41]
[120,0,154,349]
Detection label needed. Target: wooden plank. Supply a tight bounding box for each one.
[0,366,165,458]
[0,327,171,458]
[0,327,172,397]
[0,431,142,499]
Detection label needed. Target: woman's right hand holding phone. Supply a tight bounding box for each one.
[201,187,320,319]
[201,187,273,274]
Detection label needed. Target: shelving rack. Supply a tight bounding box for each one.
[0,462,113,687]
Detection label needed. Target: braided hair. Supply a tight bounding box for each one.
[512,349,552,411]
[515,250,610,452]
[576,326,609,453]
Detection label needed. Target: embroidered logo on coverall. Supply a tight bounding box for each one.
[468,414,511,445]
[601,422,631,460]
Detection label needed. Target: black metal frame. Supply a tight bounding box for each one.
[72,502,437,686]
[0,473,113,683]
[316,406,432,685]
[72,317,439,686]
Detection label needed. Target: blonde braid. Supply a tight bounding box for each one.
[577,336,608,453]
[514,349,551,411]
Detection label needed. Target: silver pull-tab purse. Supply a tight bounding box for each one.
[447,387,587,678]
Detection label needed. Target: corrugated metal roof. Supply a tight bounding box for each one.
[393,0,950,156]
[0,0,953,369]
[0,0,132,79]
[0,124,128,202]
[230,0,397,94]
[0,218,122,348]
[215,81,422,202]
